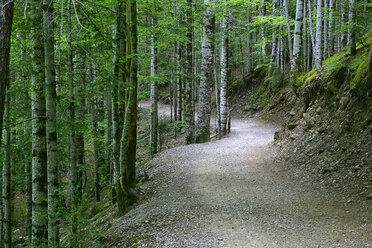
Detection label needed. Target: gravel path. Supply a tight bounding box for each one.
[107,118,371,248]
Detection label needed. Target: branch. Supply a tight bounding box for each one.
[3,116,46,130]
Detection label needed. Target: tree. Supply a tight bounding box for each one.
[291,0,304,75]
[3,95,11,248]
[150,17,159,154]
[220,10,229,136]
[118,0,138,214]
[196,0,215,143]
[314,0,323,71]
[43,0,59,244]
[29,0,48,244]
[185,0,195,144]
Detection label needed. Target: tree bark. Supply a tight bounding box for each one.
[323,0,328,59]
[327,0,335,57]
[349,0,357,55]
[30,0,48,244]
[118,0,138,214]
[196,0,215,143]
[185,0,195,144]
[284,0,294,63]
[111,0,126,203]
[150,17,159,154]
[3,95,11,248]
[0,0,14,147]
[314,0,323,71]
[291,0,304,75]
[220,12,228,136]
[43,0,60,244]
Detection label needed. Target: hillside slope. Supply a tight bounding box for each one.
[237,42,372,201]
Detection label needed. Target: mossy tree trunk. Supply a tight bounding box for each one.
[112,0,126,203]
[117,0,138,214]
[30,0,48,245]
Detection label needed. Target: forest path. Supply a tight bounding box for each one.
[108,117,371,247]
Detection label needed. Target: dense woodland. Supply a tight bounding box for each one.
[0,0,371,246]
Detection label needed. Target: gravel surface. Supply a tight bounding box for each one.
[104,118,371,248]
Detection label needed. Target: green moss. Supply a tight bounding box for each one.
[296,69,318,88]
[323,51,348,79]
[350,57,368,90]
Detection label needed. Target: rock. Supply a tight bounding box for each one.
[243,105,251,112]
[288,122,297,130]
[316,106,323,114]
[367,193,372,200]
[289,111,296,116]
[340,97,349,110]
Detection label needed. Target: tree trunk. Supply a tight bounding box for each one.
[185,0,195,144]
[118,0,138,214]
[220,13,228,136]
[303,1,308,71]
[323,0,328,59]
[150,17,159,154]
[177,43,183,122]
[24,115,32,240]
[0,0,14,147]
[92,96,101,202]
[327,0,335,57]
[105,87,113,184]
[30,0,48,244]
[111,1,126,203]
[314,0,323,71]
[247,10,251,72]
[349,0,357,55]
[196,0,215,143]
[3,95,11,248]
[291,0,304,75]
[43,0,59,244]
[284,0,294,63]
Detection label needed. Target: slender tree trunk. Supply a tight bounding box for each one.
[105,87,112,184]
[323,0,328,59]
[24,113,32,240]
[150,17,159,154]
[247,10,251,72]
[340,1,346,48]
[214,54,221,140]
[111,1,126,203]
[185,0,195,144]
[303,1,308,71]
[30,0,48,245]
[43,0,59,244]
[284,0,294,62]
[220,13,228,136]
[67,0,78,222]
[349,0,357,55]
[3,95,11,248]
[291,0,304,75]
[177,43,183,122]
[196,0,215,143]
[0,0,14,146]
[92,96,101,202]
[314,0,323,71]
[328,0,335,57]
[118,0,138,214]
[173,44,178,123]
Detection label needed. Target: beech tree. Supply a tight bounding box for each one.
[196,0,215,143]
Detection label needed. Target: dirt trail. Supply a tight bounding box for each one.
[107,117,371,248]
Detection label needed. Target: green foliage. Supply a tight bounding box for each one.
[350,54,369,90]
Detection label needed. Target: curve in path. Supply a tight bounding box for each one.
[109,118,371,248]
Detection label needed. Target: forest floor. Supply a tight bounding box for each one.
[99,116,372,247]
